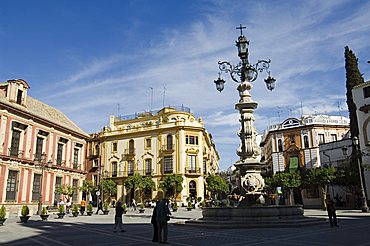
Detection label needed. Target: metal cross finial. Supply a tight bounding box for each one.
[236,24,246,36]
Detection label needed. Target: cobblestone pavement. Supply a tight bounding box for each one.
[1,208,370,245]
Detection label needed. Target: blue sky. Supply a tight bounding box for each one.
[1,0,370,171]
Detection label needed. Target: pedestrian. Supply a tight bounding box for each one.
[156,197,171,244]
[80,198,86,215]
[151,201,159,242]
[131,198,137,211]
[66,198,71,214]
[96,199,103,214]
[326,194,338,227]
[113,201,126,233]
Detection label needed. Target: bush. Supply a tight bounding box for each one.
[41,206,48,215]
[172,202,178,209]
[21,205,29,217]
[140,203,145,209]
[87,203,93,212]
[0,205,6,219]
[122,203,127,210]
[72,204,79,213]
[187,201,192,208]
[58,205,65,213]
[103,202,109,211]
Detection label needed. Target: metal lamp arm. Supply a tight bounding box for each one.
[254,59,271,73]
[218,61,242,83]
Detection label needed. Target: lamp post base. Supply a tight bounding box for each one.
[361,206,369,212]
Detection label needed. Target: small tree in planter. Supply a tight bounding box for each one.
[57,205,65,219]
[20,205,30,223]
[172,202,178,212]
[122,203,128,214]
[72,204,79,217]
[139,203,145,213]
[0,205,7,225]
[86,204,93,216]
[40,207,49,221]
[103,202,109,215]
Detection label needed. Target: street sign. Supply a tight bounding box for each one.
[96,191,101,196]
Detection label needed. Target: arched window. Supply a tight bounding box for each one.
[167,134,173,150]
[189,180,197,198]
[278,139,283,152]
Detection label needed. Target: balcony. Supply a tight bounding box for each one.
[185,167,201,175]
[123,148,136,159]
[161,144,175,154]
[9,148,24,158]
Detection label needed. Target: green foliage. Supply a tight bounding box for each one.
[122,203,127,210]
[41,206,47,215]
[103,202,109,211]
[100,179,117,198]
[187,201,192,208]
[206,174,229,199]
[301,167,336,189]
[57,185,75,196]
[0,205,6,219]
[124,173,155,202]
[335,166,360,194]
[79,180,95,193]
[265,172,301,190]
[172,202,178,209]
[140,203,145,209]
[142,176,156,193]
[21,205,29,217]
[87,203,93,213]
[58,205,65,213]
[197,197,202,203]
[159,174,183,199]
[72,204,79,213]
[345,46,364,138]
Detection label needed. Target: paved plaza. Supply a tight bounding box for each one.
[1,208,370,246]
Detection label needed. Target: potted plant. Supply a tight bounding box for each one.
[103,202,109,215]
[187,201,192,211]
[139,203,145,213]
[0,205,6,225]
[20,205,31,223]
[40,206,49,221]
[122,203,128,214]
[172,202,178,212]
[57,205,65,219]
[72,204,79,217]
[86,204,93,216]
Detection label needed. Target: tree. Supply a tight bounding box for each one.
[301,167,336,209]
[265,172,301,205]
[206,174,229,200]
[142,176,156,200]
[100,179,117,201]
[345,46,364,139]
[79,180,95,200]
[159,174,183,200]
[124,173,143,202]
[57,185,75,199]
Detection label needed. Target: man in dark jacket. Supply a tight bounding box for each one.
[151,201,159,242]
[156,198,171,244]
[113,201,125,232]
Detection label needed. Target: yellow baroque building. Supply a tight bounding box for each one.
[93,106,219,205]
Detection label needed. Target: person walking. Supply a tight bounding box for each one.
[131,198,137,211]
[96,199,103,214]
[151,201,159,242]
[113,201,126,233]
[80,199,86,215]
[326,194,338,227]
[156,198,171,244]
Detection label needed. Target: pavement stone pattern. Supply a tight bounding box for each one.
[1,208,370,245]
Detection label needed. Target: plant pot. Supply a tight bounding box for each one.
[123,210,127,214]
[0,218,6,225]
[40,214,49,221]
[103,210,109,215]
[187,207,192,211]
[172,208,178,212]
[57,213,65,219]
[86,211,93,216]
[20,215,31,223]
[72,212,79,217]
[139,208,145,213]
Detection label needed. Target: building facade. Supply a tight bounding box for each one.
[92,106,219,205]
[0,79,89,213]
[353,81,370,200]
[260,114,350,207]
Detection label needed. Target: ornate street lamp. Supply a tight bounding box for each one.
[36,152,52,215]
[342,137,369,212]
[213,24,276,201]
